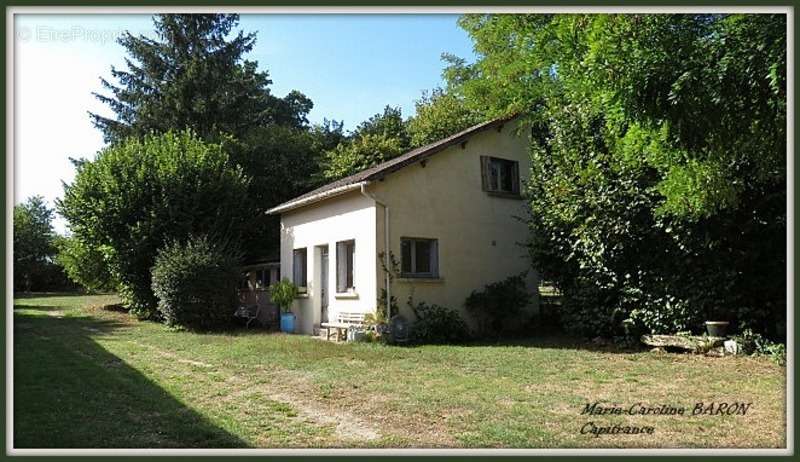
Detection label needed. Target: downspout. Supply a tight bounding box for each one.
[359,182,391,320]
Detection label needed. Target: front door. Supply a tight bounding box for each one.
[320,246,329,324]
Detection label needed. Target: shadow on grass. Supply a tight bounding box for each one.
[12,291,98,299]
[13,308,248,448]
[12,303,72,313]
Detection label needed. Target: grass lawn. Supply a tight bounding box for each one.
[13,294,786,449]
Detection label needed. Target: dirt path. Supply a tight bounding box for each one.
[130,340,380,443]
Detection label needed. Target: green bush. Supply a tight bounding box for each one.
[409,300,470,344]
[55,235,117,293]
[151,236,241,329]
[58,130,251,319]
[464,273,531,336]
[731,329,786,365]
[270,279,298,313]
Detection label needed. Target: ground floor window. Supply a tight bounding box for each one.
[293,248,307,289]
[401,238,439,278]
[336,239,355,292]
[254,267,279,289]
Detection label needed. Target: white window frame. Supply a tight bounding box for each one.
[336,239,356,293]
[292,248,308,291]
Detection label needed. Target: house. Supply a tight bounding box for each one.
[266,115,538,335]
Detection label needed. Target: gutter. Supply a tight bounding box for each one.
[359,183,391,322]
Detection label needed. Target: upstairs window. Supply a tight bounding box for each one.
[336,240,355,293]
[293,248,307,289]
[401,238,439,278]
[481,156,520,196]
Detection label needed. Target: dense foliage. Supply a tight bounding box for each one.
[409,300,470,344]
[323,133,404,180]
[321,96,486,181]
[322,106,409,180]
[464,273,531,336]
[58,131,250,318]
[86,14,330,262]
[450,14,786,338]
[13,196,74,292]
[55,235,117,293]
[407,88,483,147]
[151,236,240,329]
[225,125,327,257]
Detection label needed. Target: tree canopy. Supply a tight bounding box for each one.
[450,13,786,337]
[322,106,409,180]
[407,88,483,147]
[58,131,251,318]
[91,14,312,144]
[14,196,57,291]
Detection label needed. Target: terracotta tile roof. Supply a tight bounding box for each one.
[267,114,519,214]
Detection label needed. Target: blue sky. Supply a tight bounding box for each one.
[14,14,476,232]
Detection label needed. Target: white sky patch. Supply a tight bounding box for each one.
[14,15,152,233]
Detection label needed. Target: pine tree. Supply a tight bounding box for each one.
[90,14,311,143]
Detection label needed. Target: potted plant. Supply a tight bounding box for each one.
[363,310,388,339]
[368,288,396,339]
[704,305,730,337]
[270,278,299,333]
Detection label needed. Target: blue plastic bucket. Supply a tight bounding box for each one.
[280,312,296,333]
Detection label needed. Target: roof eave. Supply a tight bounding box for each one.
[266,181,368,215]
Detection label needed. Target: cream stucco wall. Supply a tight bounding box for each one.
[279,192,377,334]
[370,119,538,327]
[279,118,537,335]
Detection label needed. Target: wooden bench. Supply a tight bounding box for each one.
[320,312,366,341]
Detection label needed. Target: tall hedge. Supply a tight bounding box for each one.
[450,14,786,338]
[58,131,251,318]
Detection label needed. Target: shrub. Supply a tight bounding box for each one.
[464,273,531,336]
[270,279,298,313]
[151,236,241,329]
[58,131,251,319]
[409,300,470,344]
[55,235,117,293]
[731,329,786,365]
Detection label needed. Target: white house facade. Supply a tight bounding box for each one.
[268,115,539,335]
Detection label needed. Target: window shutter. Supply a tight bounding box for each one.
[480,156,491,191]
[511,161,520,195]
[430,240,439,277]
[336,242,346,293]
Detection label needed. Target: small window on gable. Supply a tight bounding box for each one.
[293,248,307,290]
[401,238,439,278]
[336,240,355,293]
[481,156,520,196]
